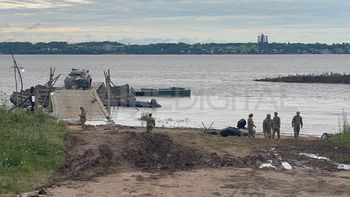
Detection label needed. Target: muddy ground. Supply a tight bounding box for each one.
[24,124,350,197]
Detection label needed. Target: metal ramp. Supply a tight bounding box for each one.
[51,83,108,120]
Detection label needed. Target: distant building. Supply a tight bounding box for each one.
[257,33,269,53]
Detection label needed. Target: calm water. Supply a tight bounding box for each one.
[1,55,350,136]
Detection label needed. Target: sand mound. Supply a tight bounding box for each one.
[122,132,242,172]
[59,132,243,181]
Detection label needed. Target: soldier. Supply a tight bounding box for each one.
[292,111,303,139]
[272,112,281,139]
[79,106,87,131]
[29,86,35,112]
[247,113,256,138]
[263,114,273,139]
[146,113,156,133]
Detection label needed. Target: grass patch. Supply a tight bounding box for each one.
[332,114,350,148]
[332,129,350,148]
[138,112,150,121]
[0,108,67,194]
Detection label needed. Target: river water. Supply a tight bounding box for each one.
[1,55,350,136]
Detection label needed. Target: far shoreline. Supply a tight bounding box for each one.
[1,53,350,56]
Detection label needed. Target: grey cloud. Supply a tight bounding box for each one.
[0,0,93,10]
[26,22,42,29]
[0,0,349,43]
[0,23,10,28]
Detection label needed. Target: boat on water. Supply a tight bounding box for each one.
[97,84,161,108]
[135,87,191,97]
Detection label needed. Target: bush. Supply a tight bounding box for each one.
[138,112,150,121]
[0,108,67,194]
[332,112,350,147]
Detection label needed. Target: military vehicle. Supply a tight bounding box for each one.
[64,68,92,90]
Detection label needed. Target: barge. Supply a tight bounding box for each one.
[135,87,191,97]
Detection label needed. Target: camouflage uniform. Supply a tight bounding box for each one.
[79,107,87,131]
[292,113,303,139]
[272,114,281,139]
[146,115,156,133]
[263,115,273,139]
[247,116,256,138]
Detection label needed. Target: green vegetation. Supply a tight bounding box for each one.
[332,113,350,148]
[256,72,350,84]
[0,108,67,194]
[0,41,349,54]
[138,112,150,121]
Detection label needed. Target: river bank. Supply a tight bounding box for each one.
[22,123,350,197]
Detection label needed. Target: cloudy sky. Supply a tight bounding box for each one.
[0,0,349,44]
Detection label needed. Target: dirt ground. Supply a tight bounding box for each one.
[24,124,350,197]
[40,168,350,197]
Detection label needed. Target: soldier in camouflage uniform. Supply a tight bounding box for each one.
[292,111,303,139]
[272,112,281,139]
[247,113,256,138]
[79,106,87,131]
[146,113,156,133]
[263,114,273,139]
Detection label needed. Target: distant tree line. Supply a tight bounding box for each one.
[0,41,349,54]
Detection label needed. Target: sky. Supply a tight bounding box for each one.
[0,0,349,44]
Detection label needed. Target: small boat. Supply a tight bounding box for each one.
[135,87,191,97]
[97,84,161,108]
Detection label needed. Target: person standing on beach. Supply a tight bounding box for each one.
[79,106,87,131]
[292,111,303,139]
[272,112,281,139]
[146,113,156,133]
[247,113,256,138]
[263,114,273,139]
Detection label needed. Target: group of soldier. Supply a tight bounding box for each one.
[79,105,303,139]
[247,111,303,139]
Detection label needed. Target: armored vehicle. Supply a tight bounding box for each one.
[64,68,92,90]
